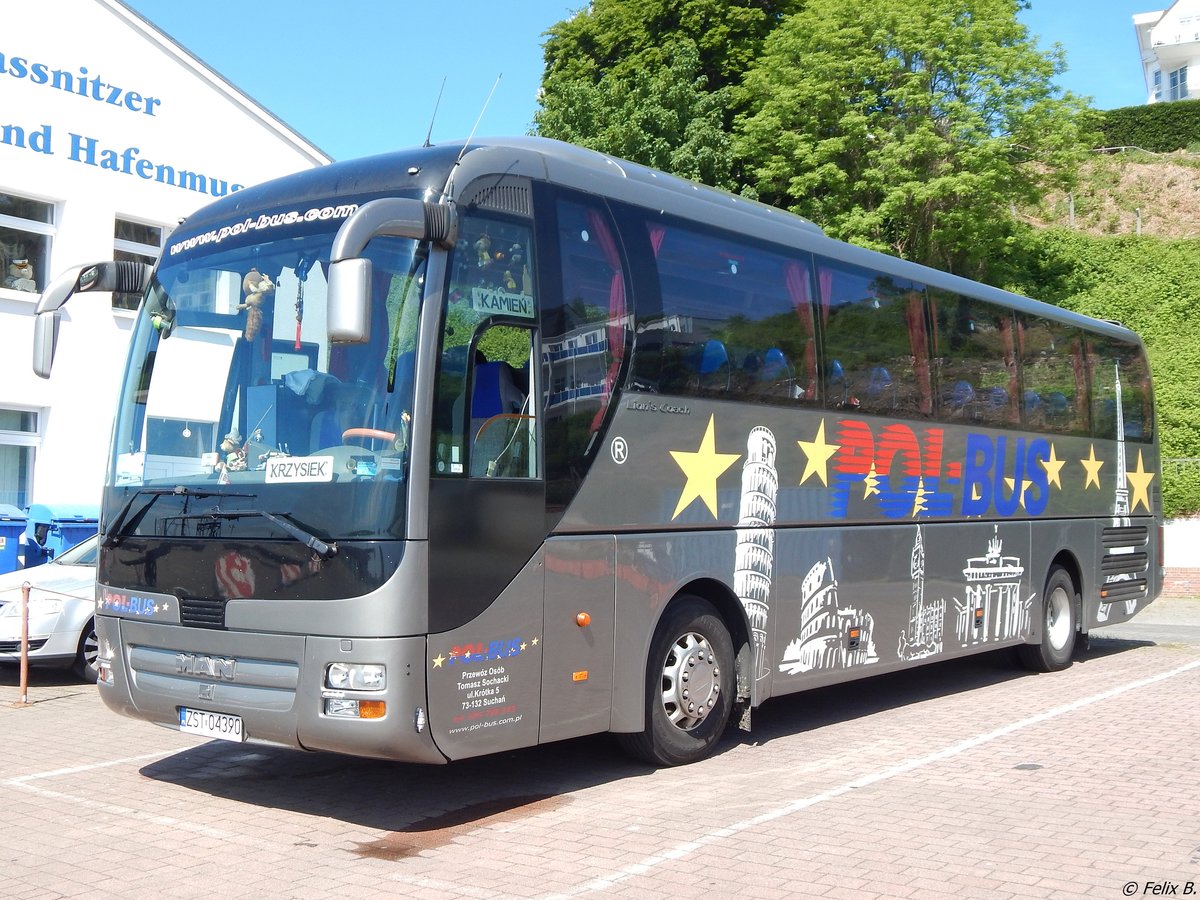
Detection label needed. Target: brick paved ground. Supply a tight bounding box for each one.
[2,598,1197,899]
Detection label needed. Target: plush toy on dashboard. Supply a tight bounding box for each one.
[5,258,37,292]
[239,268,274,340]
[217,428,247,473]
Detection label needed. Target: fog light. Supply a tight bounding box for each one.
[324,698,387,719]
[325,698,360,718]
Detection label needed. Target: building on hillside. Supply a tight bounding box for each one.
[0,0,329,522]
[1135,1,1200,103]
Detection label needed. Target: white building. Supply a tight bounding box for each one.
[0,0,329,514]
[1135,1,1200,103]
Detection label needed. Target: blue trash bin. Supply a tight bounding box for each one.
[0,504,26,574]
[23,503,100,567]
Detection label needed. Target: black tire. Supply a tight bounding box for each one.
[1017,566,1077,673]
[74,618,99,683]
[617,596,734,767]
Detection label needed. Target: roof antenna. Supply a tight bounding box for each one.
[458,73,502,163]
[423,76,447,148]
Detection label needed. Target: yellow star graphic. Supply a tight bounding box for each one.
[669,415,740,520]
[1041,444,1065,490]
[797,420,840,487]
[432,654,446,668]
[911,477,928,517]
[1126,450,1156,513]
[1003,477,1030,510]
[1081,444,1104,490]
[863,462,880,498]
[531,637,539,646]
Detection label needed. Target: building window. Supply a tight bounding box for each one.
[113,217,165,311]
[1153,69,1163,102]
[1169,65,1189,101]
[0,408,39,509]
[0,191,54,297]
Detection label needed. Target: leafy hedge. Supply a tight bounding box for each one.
[1001,228,1200,517]
[1099,99,1200,152]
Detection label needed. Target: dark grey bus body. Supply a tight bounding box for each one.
[92,137,1162,765]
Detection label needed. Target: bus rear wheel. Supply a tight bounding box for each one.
[618,596,734,767]
[1017,566,1078,673]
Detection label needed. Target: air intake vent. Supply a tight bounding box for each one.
[1102,525,1148,548]
[465,179,531,217]
[179,595,228,629]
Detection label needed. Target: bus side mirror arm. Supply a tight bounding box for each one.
[327,199,456,344]
[32,261,152,378]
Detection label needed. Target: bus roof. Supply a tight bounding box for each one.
[178,135,1143,347]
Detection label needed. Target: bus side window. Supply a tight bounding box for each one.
[818,259,931,418]
[1019,316,1089,436]
[434,211,538,477]
[468,327,536,478]
[633,217,818,406]
[931,290,1019,428]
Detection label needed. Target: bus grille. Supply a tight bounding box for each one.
[1099,524,1149,604]
[468,182,531,216]
[178,595,228,629]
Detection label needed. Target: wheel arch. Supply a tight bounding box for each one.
[1045,549,1084,637]
[676,577,753,703]
[612,577,753,734]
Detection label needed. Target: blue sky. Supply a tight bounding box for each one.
[123,0,1158,162]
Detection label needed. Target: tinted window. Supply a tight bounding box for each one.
[1019,316,1089,436]
[1088,335,1154,443]
[931,290,1019,428]
[817,259,931,418]
[542,195,630,508]
[630,218,818,403]
[433,212,536,476]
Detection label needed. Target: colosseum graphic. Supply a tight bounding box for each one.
[778,557,878,675]
[734,426,779,685]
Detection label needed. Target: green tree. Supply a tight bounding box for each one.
[534,40,734,188]
[540,0,799,101]
[535,0,801,188]
[734,0,1097,278]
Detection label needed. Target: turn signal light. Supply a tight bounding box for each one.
[358,700,386,719]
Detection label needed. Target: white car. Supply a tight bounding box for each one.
[0,534,98,682]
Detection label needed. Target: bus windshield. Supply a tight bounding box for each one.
[107,203,425,543]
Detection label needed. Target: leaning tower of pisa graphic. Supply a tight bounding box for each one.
[735,426,779,683]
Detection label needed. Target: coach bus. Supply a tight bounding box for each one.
[32,137,1161,767]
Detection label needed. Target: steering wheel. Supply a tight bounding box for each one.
[342,427,396,447]
[474,414,535,442]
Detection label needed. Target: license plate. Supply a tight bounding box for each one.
[178,707,245,742]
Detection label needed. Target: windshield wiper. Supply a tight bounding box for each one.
[103,486,255,548]
[177,509,338,559]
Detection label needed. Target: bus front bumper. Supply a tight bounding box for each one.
[96,615,446,764]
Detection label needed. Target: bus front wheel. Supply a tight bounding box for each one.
[1017,566,1078,673]
[618,596,734,767]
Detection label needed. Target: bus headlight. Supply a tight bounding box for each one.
[325,662,386,691]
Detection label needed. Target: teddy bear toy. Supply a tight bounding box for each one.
[239,268,275,340]
[217,429,247,472]
[4,258,37,292]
